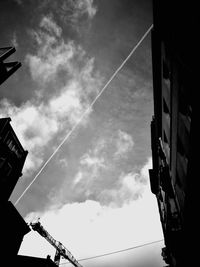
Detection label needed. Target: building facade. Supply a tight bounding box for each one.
[0,117,28,201]
[0,46,56,265]
[1,201,30,257]
[15,255,57,267]
[0,117,30,258]
[0,46,21,86]
[149,1,197,266]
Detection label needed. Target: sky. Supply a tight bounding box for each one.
[0,0,165,266]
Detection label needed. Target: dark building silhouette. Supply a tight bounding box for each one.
[0,118,30,258]
[14,255,57,267]
[0,117,28,201]
[0,46,21,85]
[149,1,197,266]
[0,47,56,265]
[1,201,30,257]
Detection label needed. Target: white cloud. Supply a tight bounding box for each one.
[0,15,102,175]
[45,0,97,35]
[60,0,97,23]
[70,141,108,188]
[76,0,97,19]
[26,35,76,84]
[0,99,58,173]
[51,134,136,205]
[11,32,18,49]
[20,183,163,260]
[48,82,85,125]
[0,83,91,175]
[73,171,84,185]
[115,130,134,158]
[73,139,107,184]
[140,157,152,179]
[26,15,101,88]
[99,158,151,207]
[72,153,106,187]
[40,15,62,37]
[19,158,164,264]
[80,153,105,168]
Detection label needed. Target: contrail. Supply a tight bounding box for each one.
[14,24,153,206]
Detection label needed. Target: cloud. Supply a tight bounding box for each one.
[26,29,75,84]
[0,15,102,175]
[114,130,134,158]
[0,99,58,173]
[11,32,18,49]
[26,14,102,92]
[58,0,97,25]
[36,0,97,34]
[73,171,84,185]
[71,137,109,187]
[74,0,97,19]
[99,158,151,207]
[40,14,62,37]
[48,147,152,209]
[20,177,163,261]
[46,133,142,208]
[80,153,105,169]
[72,152,107,190]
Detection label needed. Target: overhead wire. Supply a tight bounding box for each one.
[59,239,164,265]
[14,24,153,206]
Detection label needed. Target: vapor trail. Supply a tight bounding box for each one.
[14,24,153,206]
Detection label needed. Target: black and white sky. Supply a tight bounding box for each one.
[0,0,165,266]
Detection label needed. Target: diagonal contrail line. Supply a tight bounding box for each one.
[14,24,153,206]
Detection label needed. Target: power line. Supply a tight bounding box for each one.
[59,239,164,265]
[14,24,153,206]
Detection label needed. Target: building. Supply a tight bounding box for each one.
[0,117,30,258]
[0,48,56,265]
[149,1,197,266]
[0,117,28,201]
[0,46,21,86]
[14,255,57,267]
[0,201,30,257]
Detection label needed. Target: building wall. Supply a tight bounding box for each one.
[14,255,57,267]
[0,118,30,259]
[0,117,28,200]
[149,1,196,266]
[0,46,21,85]
[0,201,30,257]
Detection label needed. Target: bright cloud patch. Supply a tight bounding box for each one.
[72,152,107,191]
[0,15,102,175]
[20,171,163,260]
[26,26,75,84]
[46,131,137,208]
[40,14,62,37]
[115,130,134,158]
[99,158,151,207]
[11,32,18,48]
[74,0,97,19]
[57,0,97,28]
[48,144,152,208]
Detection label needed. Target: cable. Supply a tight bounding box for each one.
[59,239,163,265]
[14,24,153,206]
